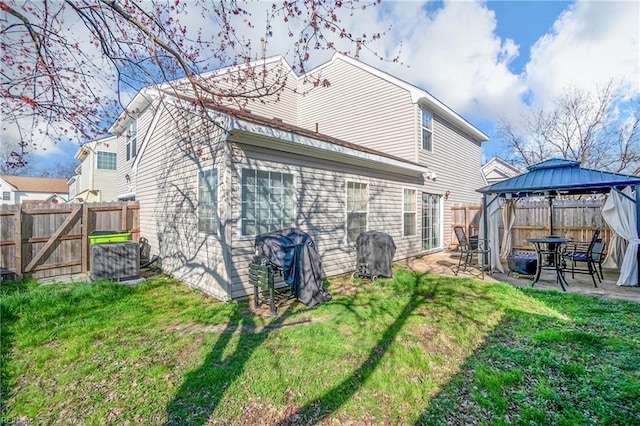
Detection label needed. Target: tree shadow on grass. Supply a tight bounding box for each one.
[164,302,296,425]
[274,271,436,425]
[415,292,640,425]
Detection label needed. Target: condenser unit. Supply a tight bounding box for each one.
[90,241,140,281]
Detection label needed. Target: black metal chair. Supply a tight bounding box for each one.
[453,226,491,279]
[561,228,604,287]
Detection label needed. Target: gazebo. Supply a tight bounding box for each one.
[477,158,640,286]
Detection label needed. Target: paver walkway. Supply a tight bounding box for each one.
[404,251,640,303]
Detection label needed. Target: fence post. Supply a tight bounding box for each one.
[13,206,22,278]
[82,203,90,273]
[121,202,127,232]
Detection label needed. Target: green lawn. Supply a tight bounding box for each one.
[1,269,639,425]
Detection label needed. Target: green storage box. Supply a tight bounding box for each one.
[89,231,131,245]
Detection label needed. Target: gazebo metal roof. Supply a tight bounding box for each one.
[477,158,640,197]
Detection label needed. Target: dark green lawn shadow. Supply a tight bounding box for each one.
[415,290,640,425]
[274,271,436,425]
[164,301,296,425]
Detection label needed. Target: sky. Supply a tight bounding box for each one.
[27,0,640,174]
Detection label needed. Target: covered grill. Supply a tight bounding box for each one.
[252,228,331,309]
[353,231,396,280]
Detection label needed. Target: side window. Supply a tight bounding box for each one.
[126,118,137,161]
[421,109,433,152]
[198,168,218,235]
[241,169,295,236]
[96,152,116,170]
[403,188,417,236]
[2,191,10,201]
[346,181,368,243]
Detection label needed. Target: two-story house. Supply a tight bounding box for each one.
[0,175,68,205]
[108,53,489,301]
[67,135,118,203]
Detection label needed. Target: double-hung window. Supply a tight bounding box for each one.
[2,191,10,201]
[198,168,218,235]
[241,169,294,236]
[346,181,368,243]
[126,118,137,161]
[403,188,417,236]
[421,109,433,152]
[96,152,116,170]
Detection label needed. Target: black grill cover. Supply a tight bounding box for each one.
[254,228,331,307]
[356,231,396,278]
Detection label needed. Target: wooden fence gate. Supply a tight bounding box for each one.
[0,201,139,279]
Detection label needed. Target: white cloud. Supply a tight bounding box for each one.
[525,0,640,107]
[292,0,529,122]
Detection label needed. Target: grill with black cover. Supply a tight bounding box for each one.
[353,231,396,280]
[252,228,331,312]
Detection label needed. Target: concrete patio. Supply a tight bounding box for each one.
[405,250,640,304]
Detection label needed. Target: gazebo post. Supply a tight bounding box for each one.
[636,185,640,285]
[482,194,489,268]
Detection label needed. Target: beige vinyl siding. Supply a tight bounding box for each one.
[185,59,299,125]
[226,142,425,299]
[417,109,484,248]
[227,60,298,124]
[76,164,90,194]
[297,57,416,161]
[115,103,153,196]
[133,104,231,300]
[93,169,117,201]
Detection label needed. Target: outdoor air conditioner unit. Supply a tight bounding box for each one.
[90,241,140,281]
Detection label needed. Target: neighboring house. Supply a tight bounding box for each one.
[67,136,118,203]
[482,157,522,185]
[108,53,489,301]
[0,175,68,205]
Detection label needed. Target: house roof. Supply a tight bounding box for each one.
[481,157,522,184]
[110,53,488,143]
[75,135,118,161]
[477,158,640,197]
[1,175,69,193]
[225,106,433,174]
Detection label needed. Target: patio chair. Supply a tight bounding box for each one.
[453,226,491,279]
[561,228,604,287]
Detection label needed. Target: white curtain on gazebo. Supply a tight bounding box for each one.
[601,187,639,286]
[500,199,517,259]
[603,231,627,269]
[480,194,504,273]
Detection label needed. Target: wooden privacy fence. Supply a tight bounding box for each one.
[452,198,611,252]
[1,201,139,279]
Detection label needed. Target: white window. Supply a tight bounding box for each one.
[241,169,294,236]
[126,118,137,161]
[421,109,433,152]
[96,152,116,170]
[2,191,10,201]
[346,181,368,243]
[198,168,218,235]
[403,188,417,236]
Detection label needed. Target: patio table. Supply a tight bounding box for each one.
[526,237,572,291]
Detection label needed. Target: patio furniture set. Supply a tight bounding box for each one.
[453,226,606,291]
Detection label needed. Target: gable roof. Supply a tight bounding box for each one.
[109,53,488,143]
[482,157,522,184]
[478,158,640,197]
[75,135,118,161]
[1,175,69,193]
